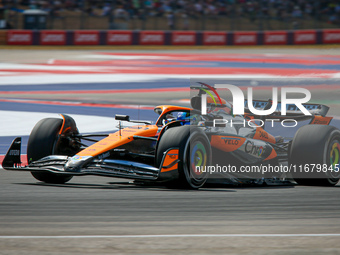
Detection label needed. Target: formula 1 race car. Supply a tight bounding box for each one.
[2,83,340,188]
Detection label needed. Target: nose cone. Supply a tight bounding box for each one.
[64,155,92,172]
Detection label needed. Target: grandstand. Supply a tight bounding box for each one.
[0,0,339,31]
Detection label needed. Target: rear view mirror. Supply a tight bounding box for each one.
[115,114,130,121]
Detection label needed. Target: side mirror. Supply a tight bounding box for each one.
[154,107,162,115]
[115,114,130,121]
[191,96,201,111]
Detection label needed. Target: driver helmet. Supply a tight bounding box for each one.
[177,111,195,125]
[177,112,189,120]
[162,113,176,125]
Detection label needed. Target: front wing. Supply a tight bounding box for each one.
[2,138,179,182]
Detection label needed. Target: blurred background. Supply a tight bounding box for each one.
[0,0,339,31]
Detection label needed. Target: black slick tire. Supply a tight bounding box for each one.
[290,125,340,186]
[156,126,211,189]
[27,118,73,184]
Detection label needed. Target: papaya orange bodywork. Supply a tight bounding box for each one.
[310,116,333,125]
[210,136,246,152]
[264,148,277,161]
[154,105,191,125]
[77,125,159,157]
[253,127,276,144]
[161,149,179,172]
[77,105,190,158]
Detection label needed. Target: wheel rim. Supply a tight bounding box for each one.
[328,139,340,179]
[190,141,208,180]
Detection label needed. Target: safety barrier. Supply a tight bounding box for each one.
[4,29,340,46]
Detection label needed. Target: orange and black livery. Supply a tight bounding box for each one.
[2,84,340,188]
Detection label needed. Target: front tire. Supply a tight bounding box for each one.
[27,118,73,184]
[290,125,340,186]
[156,126,211,189]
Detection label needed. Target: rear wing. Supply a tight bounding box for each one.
[191,84,330,117]
[244,99,332,124]
[245,99,329,116]
[190,83,332,124]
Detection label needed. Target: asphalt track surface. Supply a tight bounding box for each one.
[1,48,340,254]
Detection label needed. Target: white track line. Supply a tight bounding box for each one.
[0,111,121,136]
[0,234,340,239]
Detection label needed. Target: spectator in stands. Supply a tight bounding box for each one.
[114,5,129,21]
[194,1,203,15]
[292,5,302,18]
[166,10,174,29]
[181,10,189,30]
[101,3,111,16]
[3,0,340,30]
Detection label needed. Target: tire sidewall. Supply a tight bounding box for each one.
[156,126,211,189]
[290,125,340,186]
[182,130,211,189]
[324,129,340,183]
[28,118,73,184]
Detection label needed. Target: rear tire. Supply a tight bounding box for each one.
[156,126,211,189]
[290,125,340,186]
[27,118,73,184]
